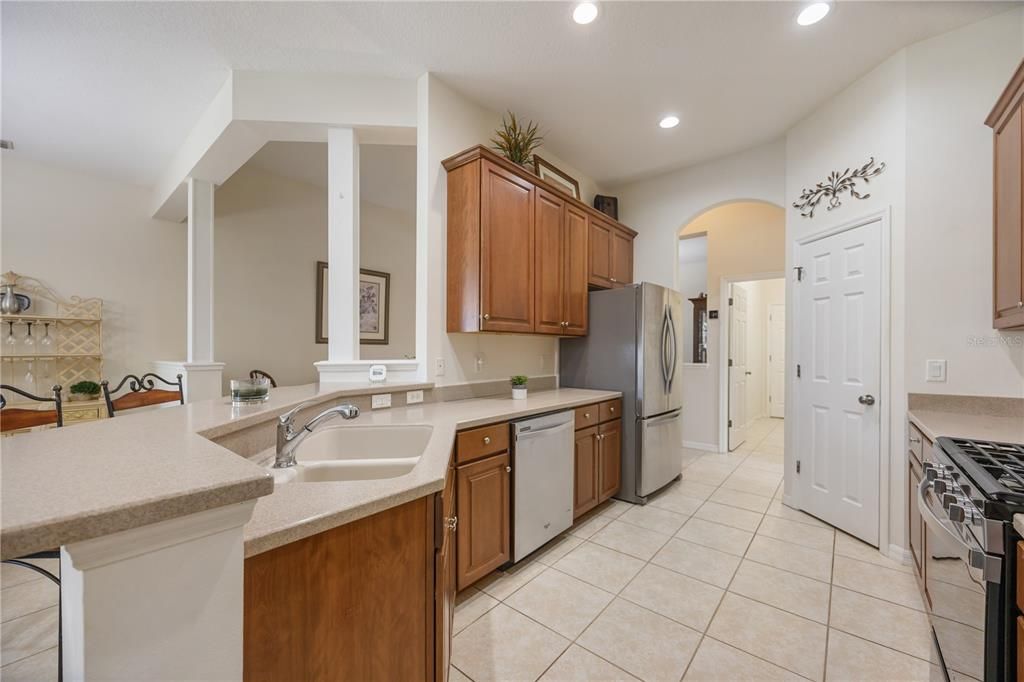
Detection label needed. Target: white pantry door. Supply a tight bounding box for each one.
[728,284,749,451]
[768,303,786,419]
[796,219,882,546]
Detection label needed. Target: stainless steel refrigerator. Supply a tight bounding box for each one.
[560,282,683,504]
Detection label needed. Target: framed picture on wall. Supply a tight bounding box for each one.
[359,269,390,345]
[315,262,391,345]
[533,155,581,200]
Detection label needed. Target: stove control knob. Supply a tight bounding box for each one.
[933,480,947,495]
[942,493,957,510]
[960,483,972,498]
[948,504,966,523]
[925,467,938,482]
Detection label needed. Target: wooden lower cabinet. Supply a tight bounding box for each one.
[908,454,924,577]
[598,420,622,502]
[456,451,511,590]
[573,426,600,519]
[243,497,435,681]
[435,466,457,682]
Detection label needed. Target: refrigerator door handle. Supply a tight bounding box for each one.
[666,305,678,394]
[659,306,671,391]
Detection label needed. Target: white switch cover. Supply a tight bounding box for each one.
[434,358,446,377]
[406,390,424,404]
[371,393,392,409]
[926,360,947,382]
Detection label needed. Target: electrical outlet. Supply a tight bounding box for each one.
[434,358,446,376]
[926,359,947,383]
[371,393,392,409]
[406,390,424,404]
[475,353,486,373]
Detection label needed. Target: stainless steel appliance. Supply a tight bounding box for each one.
[919,437,1024,681]
[512,410,575,562]
[559,283,682,504]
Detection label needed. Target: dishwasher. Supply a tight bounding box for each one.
[512,410,575,562]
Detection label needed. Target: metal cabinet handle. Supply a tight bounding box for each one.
[505,465,512,473]
[483,436,491,445]
[858,394,876,406]
[909,436,921,444]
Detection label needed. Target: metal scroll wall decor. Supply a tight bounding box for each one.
[792,157,886,218]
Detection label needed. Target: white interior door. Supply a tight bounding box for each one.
[796,219,882,546]
[728,284,748,451]
[768,303,786,419]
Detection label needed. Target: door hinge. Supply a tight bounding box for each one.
[768,395,772,402]
[796,460,801,474]
[794,266,804,281]
[796,364,801,378]
[728,297,734,306]
[728,358,733,367]
[728,419,733,428]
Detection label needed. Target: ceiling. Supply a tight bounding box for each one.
[245,141,417,213]
[2,1,1012,189]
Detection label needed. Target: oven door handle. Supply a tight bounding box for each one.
[917,477,1001,584]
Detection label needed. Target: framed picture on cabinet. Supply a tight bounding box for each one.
[533,155,581,200]
[315,262,391,345]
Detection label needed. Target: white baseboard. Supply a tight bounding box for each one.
[888,544,912,566]
[682,440,719,452]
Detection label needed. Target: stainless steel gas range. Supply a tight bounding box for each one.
[919,437,1024,681]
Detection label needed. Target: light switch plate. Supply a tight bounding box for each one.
[406,390,424,404]
[926,360,947,383]
[371,393,392,409]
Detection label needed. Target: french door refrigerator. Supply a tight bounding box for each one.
[560,282,683,504]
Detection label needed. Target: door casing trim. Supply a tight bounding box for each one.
[788,208,892,553]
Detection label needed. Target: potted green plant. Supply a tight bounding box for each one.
[510,375,528,400]
[69,380,101,402]
[491,112,543,170]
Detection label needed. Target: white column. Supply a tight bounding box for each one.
[61,500,256,680]
[176,177,224,400]
[327,128,360,361]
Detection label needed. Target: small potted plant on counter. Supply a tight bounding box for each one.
[510,375,528,400]
[69,380,101,402]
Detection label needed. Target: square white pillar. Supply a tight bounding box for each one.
[187,177,216,364]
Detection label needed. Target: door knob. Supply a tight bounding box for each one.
[858,394,876,406]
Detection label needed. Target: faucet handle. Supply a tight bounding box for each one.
[279,401,313,427]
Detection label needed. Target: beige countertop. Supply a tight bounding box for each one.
[0,381,433,560]
[242,387,621,557]
[907,409,1024,445]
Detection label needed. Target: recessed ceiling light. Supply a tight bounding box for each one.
[659,115,680,129]
[797,2,831,26]
[572,2,599,25]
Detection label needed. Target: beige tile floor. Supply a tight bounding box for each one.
[1,558,59,681]
[452,418,939,682]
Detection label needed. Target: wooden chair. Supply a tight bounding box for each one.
[248,369,277,388]
[101,373,183,417]
[0,384,63,433]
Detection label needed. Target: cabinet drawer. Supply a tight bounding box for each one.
[456,423,509,465]
[574,404,600,430]
[599,399,622,423]
[908,423,926,464]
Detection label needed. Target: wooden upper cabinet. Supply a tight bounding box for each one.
[535,189,566,335]
[987,59,1024,329]
[444,145,636,333]
[588,218,614,288]
[610,228,634,287]
[563,204,589,335]
[480,161,535,333]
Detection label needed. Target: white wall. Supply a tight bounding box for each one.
[419,74,605,387]
[359,200,416,361]
[905,8,1024,398]
[1,155,186,383]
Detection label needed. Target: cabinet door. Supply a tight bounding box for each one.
[588,218,613,288]
[994,103,1024,328]
[598,420,622,502]
[610,228,634,288]
[908,456,923,578]
[534,188,566,335]
[456,451,510,590]
[435,465,456,682]
[563,205,589,335]
[480,160,535,333]
[573,427,600,519]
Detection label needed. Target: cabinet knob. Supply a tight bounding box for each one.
[610,277,618,283]
[610,406,615,413]
[483,436,491,445]
[1019,301,1023,308]
[445,516,458,531]
[584,412,591,419]
[483,313,491,320]
[505,465,512,473]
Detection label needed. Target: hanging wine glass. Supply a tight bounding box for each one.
[39,322,53,354]
[4,321,16,351]
[22,321,35,355]
[37,323,54,389]
[23,359,35,395]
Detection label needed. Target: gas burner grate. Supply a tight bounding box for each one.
[944,437,1024,500]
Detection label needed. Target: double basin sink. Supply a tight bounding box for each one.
[268,424,433,485]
